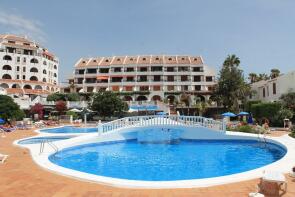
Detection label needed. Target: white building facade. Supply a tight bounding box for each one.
[0,34,59,103]
[250,70,295,102]
[66,55,216,105]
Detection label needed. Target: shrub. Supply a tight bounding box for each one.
[237,125,253,133]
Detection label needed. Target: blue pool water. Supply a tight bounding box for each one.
[41,126,97,133]
[129,105,158,111]
[49,139,286,181]
[18,136,73,144]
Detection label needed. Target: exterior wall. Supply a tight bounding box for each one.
[68,55,217,105]
[250,70,295,102]
[0,34,59,97]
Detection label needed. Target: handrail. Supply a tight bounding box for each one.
[39,139,59,154]
[98,115,226,134]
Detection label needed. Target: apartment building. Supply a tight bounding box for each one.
[66,55,216,105]
[0,34,59,98]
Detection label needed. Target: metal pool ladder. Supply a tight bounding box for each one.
[39,139,59,154]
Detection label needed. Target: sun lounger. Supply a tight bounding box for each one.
[0,154,8,163]
[0,126,16,132]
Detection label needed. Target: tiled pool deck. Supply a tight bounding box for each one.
[0,129,294,197]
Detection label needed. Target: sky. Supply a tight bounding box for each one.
[1,0,295,83]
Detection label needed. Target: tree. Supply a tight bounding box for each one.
[55,100,67,115]
[90,91,128,118]
[270,68,280,79]
[66,93,80,101]
[257,73,270,81]
[180,93,190,107]
[214,55,251,112]
[30,103,44,119]
[248,73,258,83]
[280,92,295,111]
[0,95,25,121]
[194,100,209,116]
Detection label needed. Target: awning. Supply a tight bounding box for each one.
[97,76,109,80]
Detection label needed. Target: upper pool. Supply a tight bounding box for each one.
[49,139,286,181]
[40,126,97,133]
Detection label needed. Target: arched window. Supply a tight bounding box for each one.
[30,67,38,73]
[2,65,12,70]
[53,80,57,85]
[12,84,20,88]
[30,58,38,63]
[50,87,54,92]
[3,55,12,61]
[42,78,47,82]
[53,73,57,77]
[2,74,12,79]
[23,85,32,89]
[43,69,47,74]
[46,86,50,91]
[30,76,38,81]
[43,61,47,65]
[35,85,42,90]
[54,65,57,69]
[0,83,9,88]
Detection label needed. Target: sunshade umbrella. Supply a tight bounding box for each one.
[237,111,249,116]
[222,112,236,117]
[156,112,166,115]
[0,118,5,124]
[68,108,82,113]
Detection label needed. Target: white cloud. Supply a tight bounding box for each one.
[0,11,46,43]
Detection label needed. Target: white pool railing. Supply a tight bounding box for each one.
[98,115,226,134]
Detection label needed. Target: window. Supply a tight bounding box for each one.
[2,74,12,79]
[126,77,134,82]
[30,76,38,81]
[17,66,20,71]
[151,66,162,72]
[181,76,188,82]
[166,67,174,72]
[43,61,47,65]
[142,58,146,61]
[153,75,161,82]
[17,75,19,79]
[77,69,85,74]
[192,67,203,72]
[8,40,15,44]
[105,59,109,62]
[111,77,122,82]
[30,67,38,73]
[23,67,26,72]
[178,67,189,72]
[194,76,201,82]
[54,65,57,69]
[17,57,20,62]
[181,85,188,91]
[195,85,201,91]
[155,57,159,60]
[54,73,57,77]
[23,57,26,63]
[87,68,97,74]
[113,67,121,72]
[273,83,276,95]
[263,88,266,97]
[43,69,47,74]
[2,65,12,70]
[167,76,174,82]
[23,75,25,80]
[117,58,120,61]
[30,58,38,63]
[168,58,172,61]
[126,67,134,72]
[139,67,148,72]
[99,68,109,73]
[3,55,12,61]
[206,76,213,82]
[138,76,147,82]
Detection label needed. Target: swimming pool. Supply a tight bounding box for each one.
[18,136,74,145]
[49,139,286,181]
[41,126,97,133]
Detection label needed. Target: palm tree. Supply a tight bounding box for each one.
[223,54,240,68]
[248,73,258,83]
[258,73,269,81]
[270,68,280,79]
